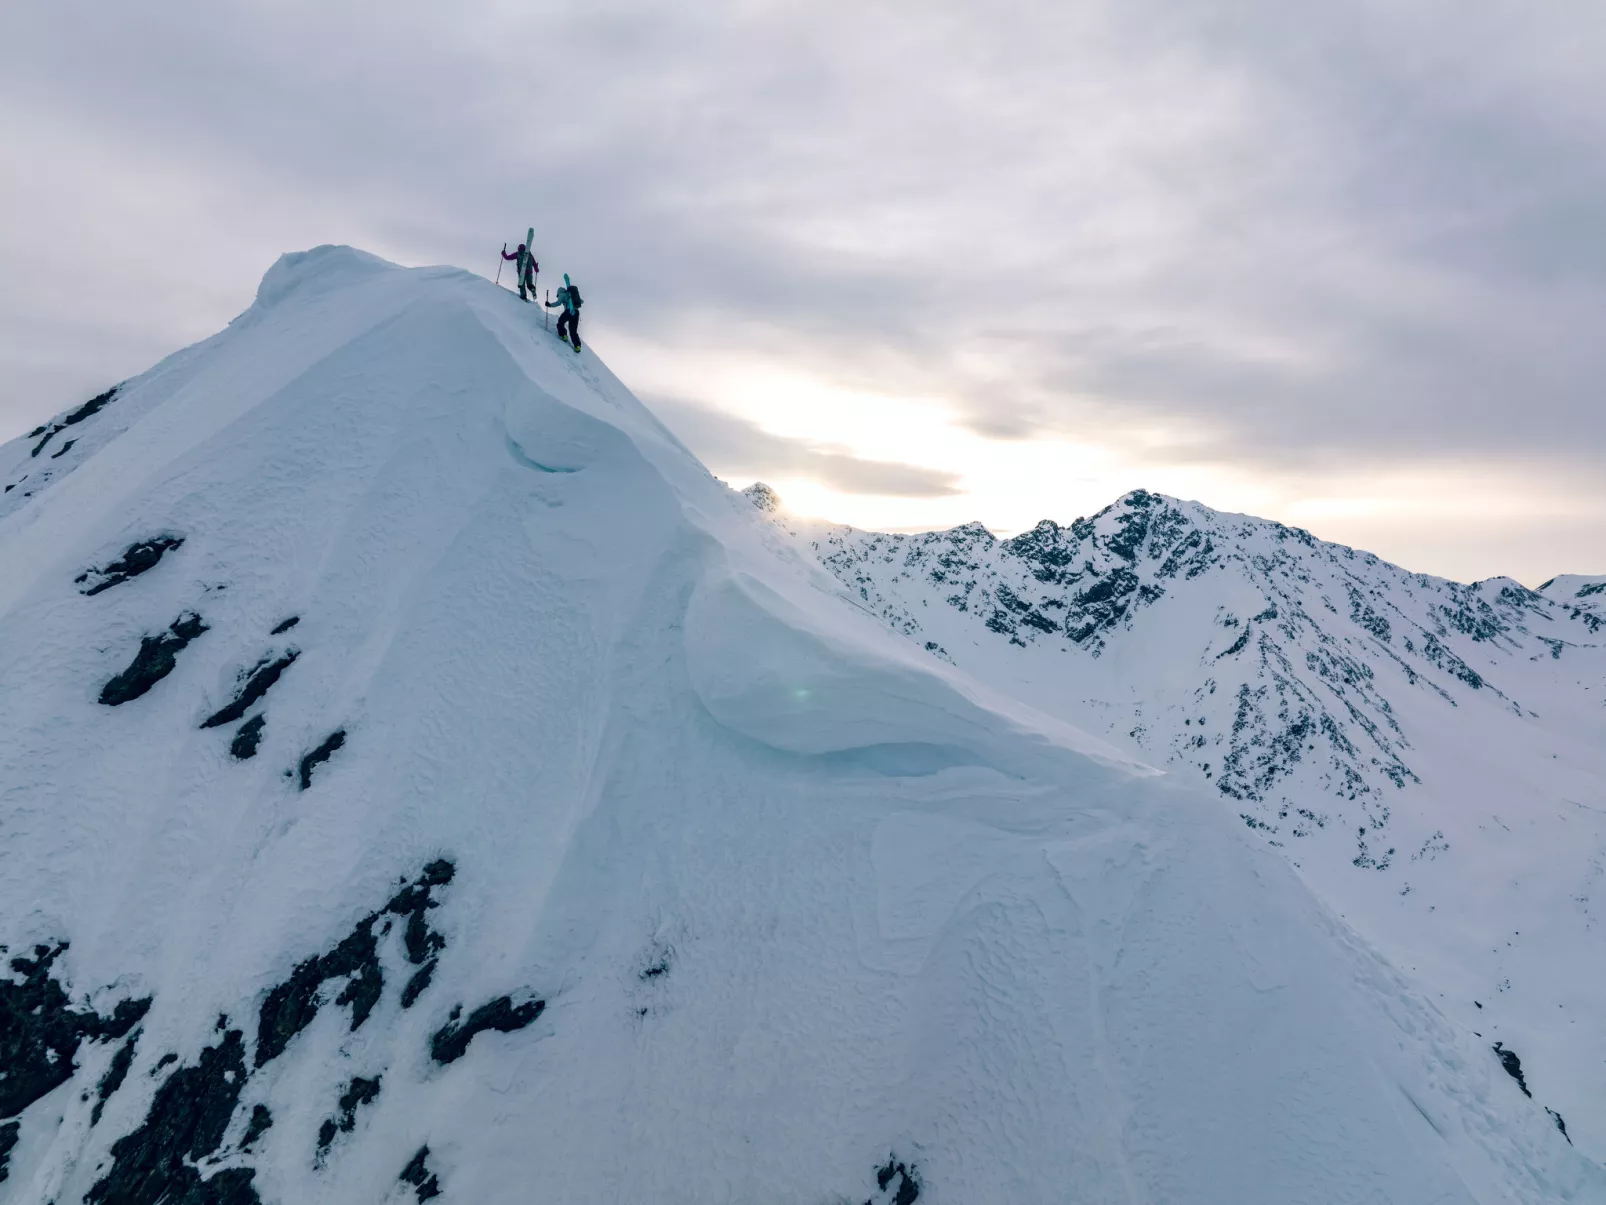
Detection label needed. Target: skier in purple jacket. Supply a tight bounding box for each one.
[501,242,539,301]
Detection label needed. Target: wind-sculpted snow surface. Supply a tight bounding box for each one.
[0,247,1598,1202]
[798,488,1606,1160]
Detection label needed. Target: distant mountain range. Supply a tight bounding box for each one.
[761,484,1606,1159]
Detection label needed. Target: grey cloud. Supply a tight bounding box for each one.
[650,397,961,498]
[1,0,1604,569]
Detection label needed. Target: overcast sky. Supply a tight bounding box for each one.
[4,1,1604,584]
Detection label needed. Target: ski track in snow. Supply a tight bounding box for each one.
[0,246,1599,1204]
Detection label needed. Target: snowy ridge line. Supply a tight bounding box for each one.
[0,247,1599,1202]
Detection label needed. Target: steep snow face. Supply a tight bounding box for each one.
[0,249,1599,1204]
[798,488,1606,1161]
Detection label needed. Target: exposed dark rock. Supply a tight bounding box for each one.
[240,1104,272,1152]
[85,1029,260,1205]
[99,613,209,706]
[230,715,267,760]
[400,962,436,1010]
[201,652,298,729]
[0,1120,17,1185]
[269,616,300,635]
[255,861,454,1067]
[297,729,346,790]
[63,387,121,426]
[32,387,120,457]
[865,1155,921,1205]
[0,941,150,1120]
[399,1145,441,1201]
[153,1052,177,1074]
[316,1076,381,1156]
[391,862,454,966]
[1548,1107,1571,1144]
[77,536,185,596]
[1493,1042,1531,1097]
[430,995,545,1065]
[92,1030,141,1126]
[51,438,76,459]
[255,925,381,1068]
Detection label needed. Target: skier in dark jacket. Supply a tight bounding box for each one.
[546,274,583,352]
[501,242,539,301]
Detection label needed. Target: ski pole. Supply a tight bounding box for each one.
[496,244,506,286]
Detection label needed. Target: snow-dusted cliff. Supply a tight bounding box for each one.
[0,249,1598,1204]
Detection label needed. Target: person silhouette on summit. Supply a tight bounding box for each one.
[501,241,539,301]
[546,274,583,352]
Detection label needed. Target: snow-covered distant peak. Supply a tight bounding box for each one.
[1539,572,1606,607]
[774,485,1606,1161]
[740,480,780,512]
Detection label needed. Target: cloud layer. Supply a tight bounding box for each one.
[2,1,1603,581]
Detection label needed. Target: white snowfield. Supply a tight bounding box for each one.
[0,247,1599,1204]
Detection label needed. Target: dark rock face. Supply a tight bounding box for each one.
[85,1029,260,1205]
[229,715,267,760]
[399,1145,442,1201]
[99,613,209,706]
[316,1075,381,1156]
[92,1031,141,1125]
[32,386,119,457]
[255,925,380,1069]
[256,861,454,1067]
[76,535,185,596]
[0,942,150,1120]
[430,996,545,1065]
[297,729,346,789]
[1493,1042,1531,1097]
[269,616,300,635]
[240,1104,272,1151]
[0,1120,18,1185]
[3,862,456,1199]
[201,652,298,729]
[864,1155,921,1205]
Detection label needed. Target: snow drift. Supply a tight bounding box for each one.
[0,247,1598,1204]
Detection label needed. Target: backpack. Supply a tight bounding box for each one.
[568,284,583,309]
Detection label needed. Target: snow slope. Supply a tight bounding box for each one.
[789,487,1606,1164]
[0,247,1600,1204]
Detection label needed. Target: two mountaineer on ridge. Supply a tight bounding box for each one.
[499,233,584,354]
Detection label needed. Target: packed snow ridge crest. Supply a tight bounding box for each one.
[0,248,1600,1204]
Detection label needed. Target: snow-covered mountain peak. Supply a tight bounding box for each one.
[782,483,1606,1162]
[0,250,1599,1203]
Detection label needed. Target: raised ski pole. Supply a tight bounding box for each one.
[496,243,506,287]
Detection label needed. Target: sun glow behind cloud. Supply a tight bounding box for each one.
[609,330,1603,583]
